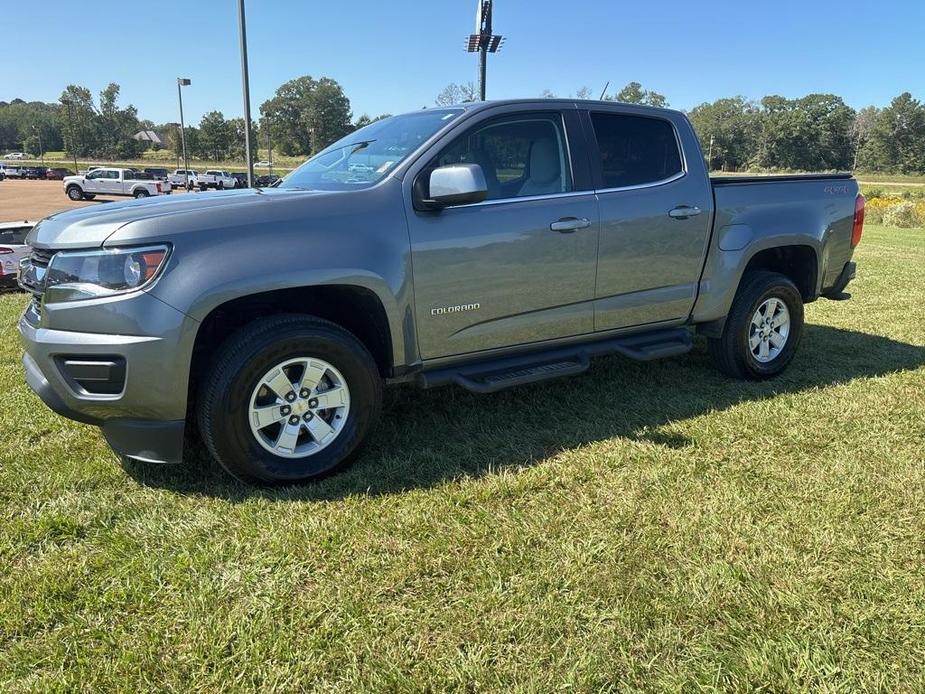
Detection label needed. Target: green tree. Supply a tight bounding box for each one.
[860,93,925,173]
[197,111,230,160]
[757,94,855,170]
[259,75,353,156]
[688,96,761,171]
[605,82,668,108]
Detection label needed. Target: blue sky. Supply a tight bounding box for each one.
[4,0,923,124]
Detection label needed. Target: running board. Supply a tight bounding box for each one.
[419,327,692,394]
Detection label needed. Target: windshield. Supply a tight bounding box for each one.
[279,108,464,191]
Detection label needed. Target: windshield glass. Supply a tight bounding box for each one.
[279,109,464,191]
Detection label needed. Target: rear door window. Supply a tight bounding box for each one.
[589,113,683,189]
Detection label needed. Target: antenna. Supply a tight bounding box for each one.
[466,0,504,100]
[598,81,610,101]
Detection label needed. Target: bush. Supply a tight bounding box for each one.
[882,202,925,228]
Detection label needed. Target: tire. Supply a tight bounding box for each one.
[66,185,83,201]
[197,314,382,485]
[83,193,96,200]
[707,270,804,380]
[217,180,224,190]
[133,189,149,199]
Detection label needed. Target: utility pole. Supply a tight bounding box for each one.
[466,1,504,101]
[707,135,715,171]
[177,78,192,189]
[238,0,255,188]
[266,118,273,180]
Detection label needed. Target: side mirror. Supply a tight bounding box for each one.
[425,164,488,208]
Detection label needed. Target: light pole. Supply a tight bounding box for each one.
[466,1,503,101]
[177,78,192,189]
[237,0,255,188]
[62,97,78,173]
[707,135,715,171]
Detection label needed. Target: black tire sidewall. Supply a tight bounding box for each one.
[200,320,380,484]
[731,274,804,378]
[67,186,82,200]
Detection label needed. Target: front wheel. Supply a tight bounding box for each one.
[707,271,804,380]
[66,185,83,201]
[197,315,382,485]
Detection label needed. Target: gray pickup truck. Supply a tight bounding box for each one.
[18,99,864,484]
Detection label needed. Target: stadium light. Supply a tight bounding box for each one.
[176,78,192,189]
[466,0,505,101]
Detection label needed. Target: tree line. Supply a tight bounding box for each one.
[2,77,924,174]
[0,76,387,164]
[540,82,925,174]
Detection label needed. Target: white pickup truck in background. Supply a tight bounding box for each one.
[63,168,168,200]
[169,169,198,189]
[197,170,238,190]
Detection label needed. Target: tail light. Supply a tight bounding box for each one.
[851,194,865,248]
[156,183,162,193]
[0,247,12,255]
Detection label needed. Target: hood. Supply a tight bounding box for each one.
[27,188,292,249]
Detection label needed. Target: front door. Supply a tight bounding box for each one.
[406,111,599,360]
[587,111,713,330]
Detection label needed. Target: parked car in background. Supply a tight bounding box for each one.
[255,174,281,187]
[63,167,168,200]
[197,170,238,190]
[3,152,25,160]
[168,169,198,189]
[144,167,170,184]
[230,172,249,188]
[16,100,864,484]
[255,160,272,167]
[23,166,48,180]
[0,220,33,290]
[0,164,24,179]
[46,167,74,180]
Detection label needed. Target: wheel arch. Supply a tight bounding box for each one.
[187,284,395,412]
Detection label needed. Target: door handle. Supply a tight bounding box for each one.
[550,217,591,233]
[668,205,702,220]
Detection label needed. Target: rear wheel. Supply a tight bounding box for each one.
[197,315,382,485]
[66,185,83,201]
[133,189,149,199]
[707,271,804,380]
[217,180,224,190]
[83,193,96,200]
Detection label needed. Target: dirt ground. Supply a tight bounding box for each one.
[0,180,195,222]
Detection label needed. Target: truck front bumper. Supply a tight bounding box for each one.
[18,295,195,464]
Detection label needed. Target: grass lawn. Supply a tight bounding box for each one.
[1,225,924,690]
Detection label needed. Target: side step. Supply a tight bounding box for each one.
[420,327,692,394]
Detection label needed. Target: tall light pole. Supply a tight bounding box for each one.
[237,0,255,188]
[176,78,192,189]
[466,1,504,101]
[62,97,78,173]
[707,135,715,171]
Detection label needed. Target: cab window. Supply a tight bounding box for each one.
[426,114,572,202]
[590,113,683,189]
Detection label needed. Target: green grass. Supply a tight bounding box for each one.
[1,225,924,690]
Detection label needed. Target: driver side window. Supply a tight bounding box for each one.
[429,114,572,202]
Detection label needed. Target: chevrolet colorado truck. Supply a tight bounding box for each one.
[63,167,167,200]
[18,99,863,484]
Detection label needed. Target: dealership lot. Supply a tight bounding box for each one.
[0,179,195,221]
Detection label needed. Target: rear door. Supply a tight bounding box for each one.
[405,106,599,360]
[585,109,713,330]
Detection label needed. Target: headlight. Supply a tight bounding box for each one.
[44,245,170,303]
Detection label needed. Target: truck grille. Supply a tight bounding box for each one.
[20,247,58,320]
